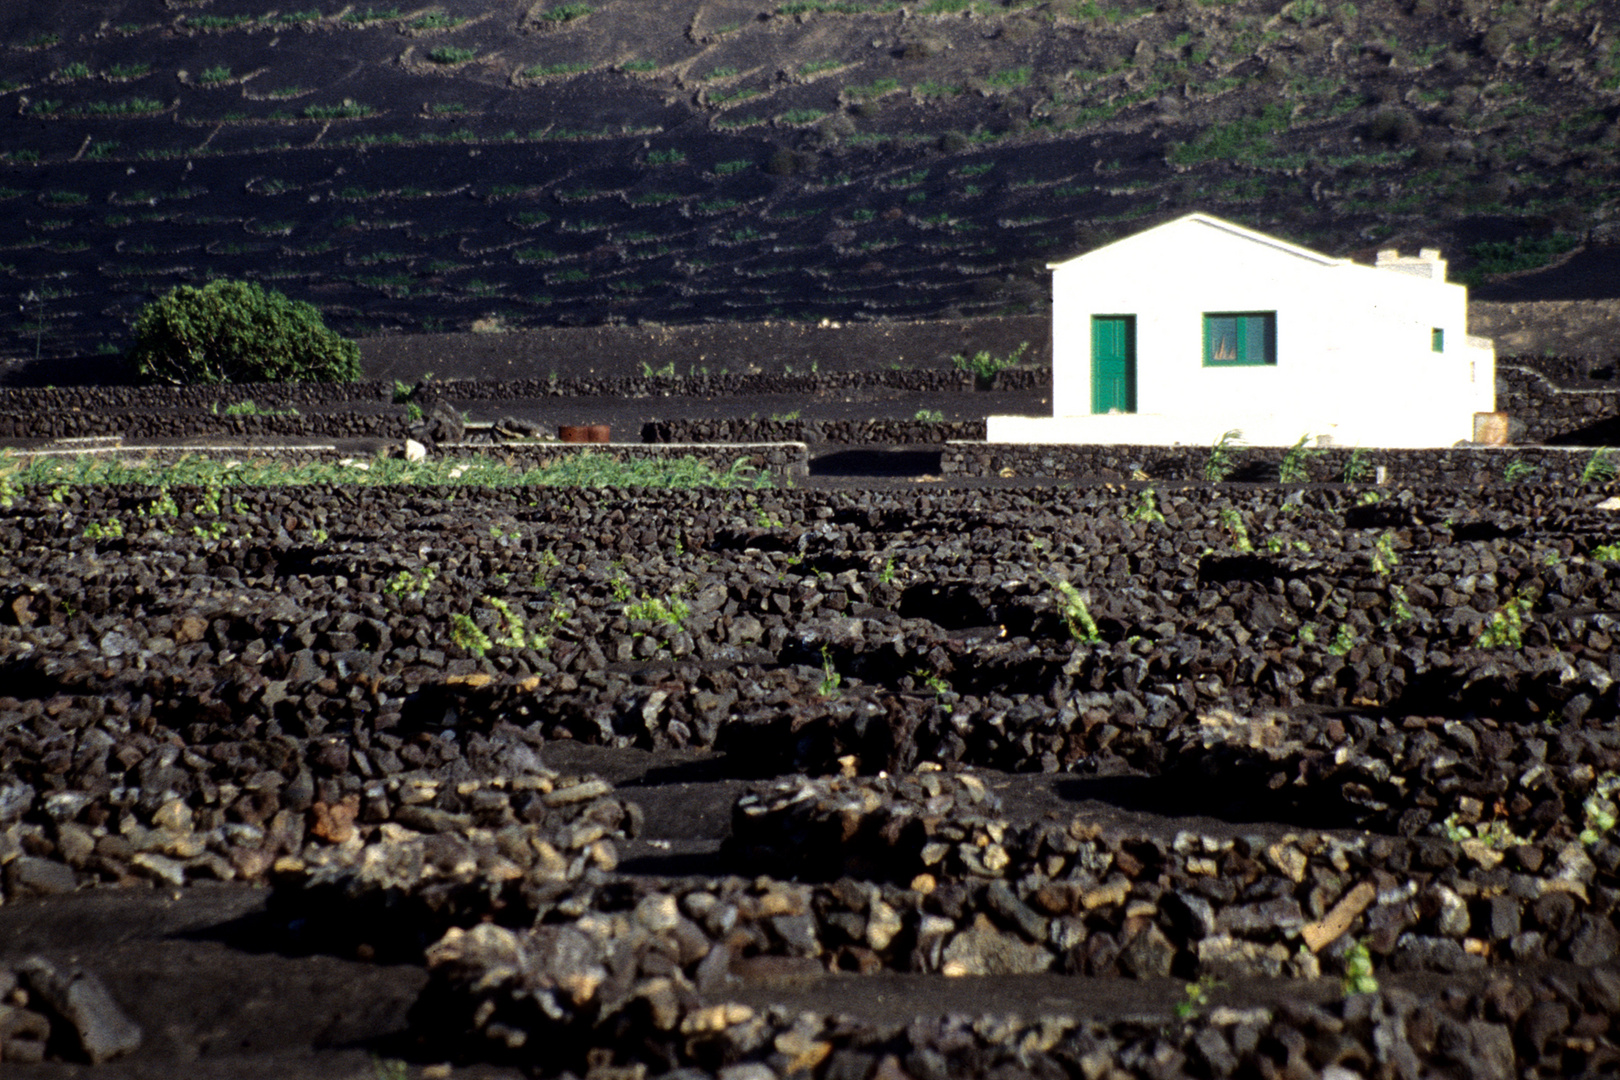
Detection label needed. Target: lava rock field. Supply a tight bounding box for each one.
[4,474,1620,1075]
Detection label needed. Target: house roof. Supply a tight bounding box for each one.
[1046,212,1348,271]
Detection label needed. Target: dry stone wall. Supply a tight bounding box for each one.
[943,442,1618,484]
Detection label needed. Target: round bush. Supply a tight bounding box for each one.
[129,280,362,385]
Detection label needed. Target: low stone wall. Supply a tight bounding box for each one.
[943,442,1619,484]
[426,369,981,399]
[0,381,393,412]
[643,419,987,445]
[0,366,1052,420]
[1508,354,1620,388]
[0,410,404,441]
[1498,364,1620,445]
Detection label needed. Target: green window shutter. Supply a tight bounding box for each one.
[1431,327,1444,352]
[1203,312,1275,366]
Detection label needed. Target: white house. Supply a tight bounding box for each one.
[987,213,1496,449]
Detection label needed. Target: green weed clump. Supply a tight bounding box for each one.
[448,613,491,656]
[427,47,477,65]
[950,341,1027,385]
[1204,429,1243,482]
[1051,578,1102,643]
[1341,942,1378,996]
[1582,449,1617,485]
[1475,592,1534,649]
[624,593,691,626]
[1277,434,1320,482]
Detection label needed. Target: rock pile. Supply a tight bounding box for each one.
[0,685,634,922]
[0,957,141,1065]
[416,876,1620,1079]
[723,771,1620,978]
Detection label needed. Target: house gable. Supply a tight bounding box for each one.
[1045,213,1344,275]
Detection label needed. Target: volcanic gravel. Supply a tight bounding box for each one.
[5,478,1620,1076]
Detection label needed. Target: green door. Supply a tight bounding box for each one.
[1091,315,1136,414]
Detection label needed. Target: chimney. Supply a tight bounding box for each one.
[1374,247,1448,281]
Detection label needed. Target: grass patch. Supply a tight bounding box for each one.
[800,59,843,75]
[1460,233,1578,285]
[777,1,897,12]
[106,62,152,79]
[523,61,591,77]
[778,108,828,125]
[710,87,760,105]
[426,46,477,64]
[987,66,1032,88]
[185,14,255,30]
[1167,103,1293,165]
[303,101,374,119]
[410,12,467,29]
[274,10,323,24]
[646,148,687,165]
[0,451,766,490]
[845,77,900,100]
[714,159,752,175]
[537,3,594,22]
[341,7,401,23]
[622,59,659,72]
[74,97,165,116]
[198,66,232,85]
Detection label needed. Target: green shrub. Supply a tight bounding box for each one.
[129,280,361,385]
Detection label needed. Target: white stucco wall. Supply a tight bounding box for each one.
[1020,214,1495,449]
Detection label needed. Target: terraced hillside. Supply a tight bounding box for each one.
[1,0,1617,361]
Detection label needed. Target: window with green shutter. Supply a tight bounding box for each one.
[1203,312,1276,367]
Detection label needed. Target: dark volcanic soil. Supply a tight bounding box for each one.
[6,439,1620,1076]
[0,0,1616,363]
